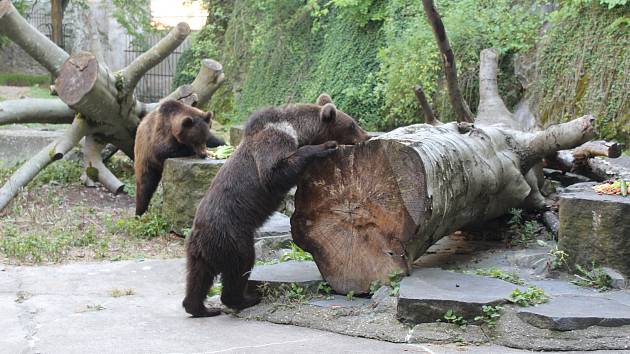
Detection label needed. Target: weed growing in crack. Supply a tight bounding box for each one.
[509,286,549,306]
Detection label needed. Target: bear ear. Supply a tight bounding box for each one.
[316,93,333,106]
[181,116,194,128]
[203,111,213,124]
[320,103,336,123]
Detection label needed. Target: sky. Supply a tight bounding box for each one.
[150,0,207,30]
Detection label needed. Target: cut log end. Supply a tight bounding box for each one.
[0,0,14,17]
[55,52,98,106]
[201,59,223,73]
[175,22,191,38]
[292,143,423,294]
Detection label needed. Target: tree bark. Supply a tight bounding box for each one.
[292,118,594,293]
[0,99,75,125]
[51,0,64,48]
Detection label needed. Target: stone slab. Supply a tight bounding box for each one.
[161,157,224,234]
[229,124,244,146]
[0,129,63,164]
[517,295,630,331]
[256,212,291,237]
[397,268,520,323]
[249,260,322,290]
[558,184,630,276]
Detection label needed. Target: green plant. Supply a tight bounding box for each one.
[473,268,524,285]
[109,213,171,239]
[443,309,467,326]
[388,269,405,296]
[369,280,382,295]
[279,242,314,262]
[284,283,306,302]
[537,240,570,270]
[208,282,223,297]
[508,209,538,246]
[474,305,503,327]
[346,290,355,301]
[509,286,550,306]
[317,281,333,295]
[571,263,613,291]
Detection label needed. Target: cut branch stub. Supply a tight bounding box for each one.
[476,48,515,128]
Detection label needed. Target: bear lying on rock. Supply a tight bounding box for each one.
[134,100,224,216]
[183,94,370,317]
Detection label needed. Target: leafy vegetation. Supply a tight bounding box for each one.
[509,286,550,306]
[571,263,613,291]
[208,282,223,297]
[279,242,314,262]
[474,305,503,327]
[388,269,405,296]
[508,208,540,246]
[317,281,333,296]
[107,212,171,239]
[473,267,524,285]
[176,0,543,130]
[442,308,467,327]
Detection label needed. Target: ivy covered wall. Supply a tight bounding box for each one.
[174,0,628,144]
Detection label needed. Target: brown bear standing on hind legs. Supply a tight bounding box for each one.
[183,94,370,317]
[134,100,224,216]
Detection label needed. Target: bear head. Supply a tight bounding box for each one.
[160,100,213,158]
[311,93,370,146]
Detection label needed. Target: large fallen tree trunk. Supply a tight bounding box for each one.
[291,0,597,294]
[0,0,224,211]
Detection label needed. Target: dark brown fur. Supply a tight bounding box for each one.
[183,94,370,317]
[134,100,221,216]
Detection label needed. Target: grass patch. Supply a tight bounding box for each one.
[0,159,82,187]
[0,224,100,263]
[472,267,524,285]
[509,286,550,306]
[106,212,171,239]
[0,72,50,86]
[25,85,53,99]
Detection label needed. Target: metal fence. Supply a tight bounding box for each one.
[24,7,71,49]
[124,33,190,103]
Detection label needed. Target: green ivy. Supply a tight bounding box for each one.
[528,1,629,145]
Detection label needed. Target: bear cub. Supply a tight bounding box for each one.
[183,94,370,317]
[134,100,224,216]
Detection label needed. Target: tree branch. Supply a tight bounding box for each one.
[421,0,473,123]
[140,59,225,114]
[121,22,191,95]
[0,117,88,211]
[0,0,69,76]
[476,48,515,128]
[413,84,440,125]
[81,135,124,194]
[0,99,75,125]
[525,115,596,169]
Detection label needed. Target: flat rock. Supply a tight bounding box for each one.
[494,307,630,351]
[256,212,291,237]
[0,129,63,163]
[558,185,630,276]
[517,295,630,330]
[249,261,322,290]
[161,157,224,234]
[397,268,520,323]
